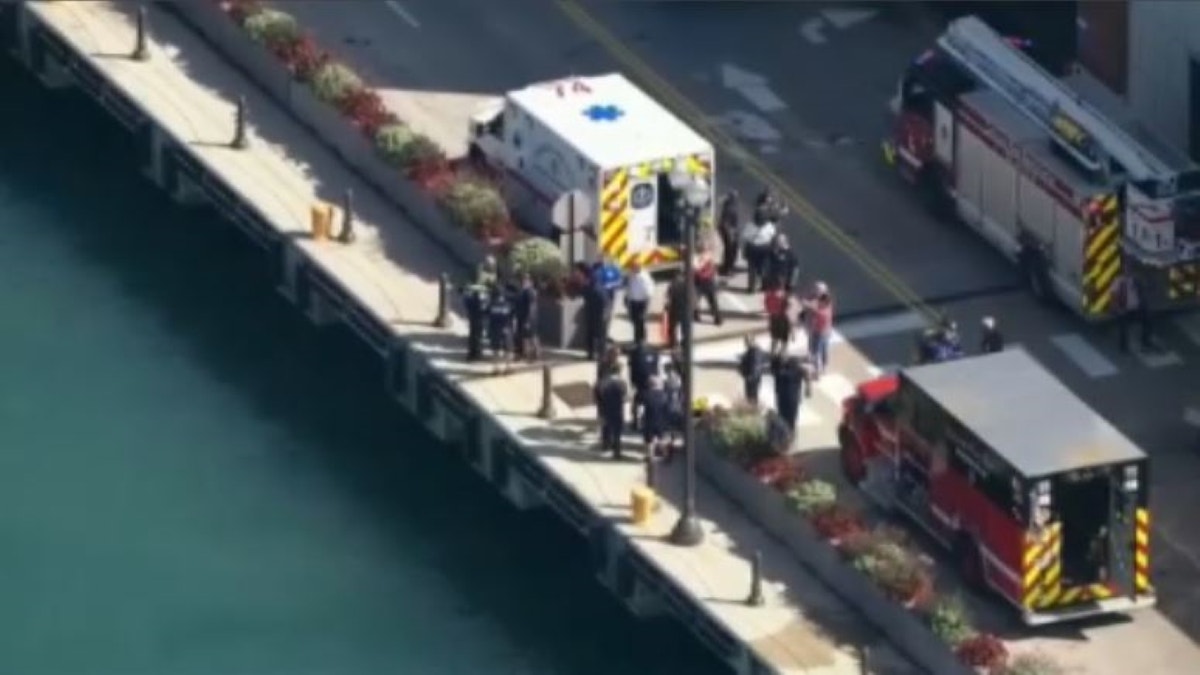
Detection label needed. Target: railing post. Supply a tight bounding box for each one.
[232,95,248,149]
[132,5,149,62]
[537,364,555,419]
[433,273,450,328]
[644,452,657,489]
[337,188,356,243]
[746,550,764,606]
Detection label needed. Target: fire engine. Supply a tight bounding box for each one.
[884,15,1200,319]
[838,348,1154,625]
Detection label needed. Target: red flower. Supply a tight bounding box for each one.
[270,35,330,82]
[336,88,396,138]
[809,503,866,542]
[410,163,456,195]
[749,456,807,491]
[954,634,1009,669]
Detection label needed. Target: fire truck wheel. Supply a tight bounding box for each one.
[955,535,984,589]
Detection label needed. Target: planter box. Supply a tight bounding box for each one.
[537,295,585,350]
[168,0,488,272]
[695,437,973,675]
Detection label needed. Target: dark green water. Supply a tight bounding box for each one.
[0,56,725,675]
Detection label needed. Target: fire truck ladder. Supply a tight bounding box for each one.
[938,16,1172,181]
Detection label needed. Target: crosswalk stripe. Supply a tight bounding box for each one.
[1133,348,1183,368]
[1174,313,1200,348]
[1049,334,1119,379]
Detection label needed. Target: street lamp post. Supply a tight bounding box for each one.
[668,167,709,548]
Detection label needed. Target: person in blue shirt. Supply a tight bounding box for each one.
[592,257,624,302]
[487,285,514,374]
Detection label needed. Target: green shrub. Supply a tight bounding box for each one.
[400,134,446,173]
[243,8,298,47]
[786,479,836,515]
[442,179,509,236]
[927,596,976,646]
[375,123,416,168]
[707,407,778,466]
[846,528,931,603]
[996,653,1065,675]
[310,62,363,104]
[503,238,567,288]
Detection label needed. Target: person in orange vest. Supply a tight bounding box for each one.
[693,241,723,325]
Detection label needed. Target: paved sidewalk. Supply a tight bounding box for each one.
[25,2,918,673]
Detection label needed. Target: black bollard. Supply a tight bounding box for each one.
[746,550,764,606]
[433,273,450,328]
[232,96,248,149]
[337,188,356,243]
[133,5,149,61]
[537,364,555,419]
[644,452,657,489]
[857,644,870,675]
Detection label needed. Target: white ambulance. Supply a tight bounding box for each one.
[469,73,716,270]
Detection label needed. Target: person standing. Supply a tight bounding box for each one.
[717,190,741,276]
[625,338,660,429]
[662,361,685,461]
[979,316,1004,354]
[513,273,540,362]
[763,234,799,292]
[764,283,793,356]
[624,260,654,345]
[738,336,769,405]
[741,216,777,294]
[664,271,689,349]
[593,257,623,303]
[595,368,628,460]
[801,281,835,378]
[1111,270,1155,353]
[772,354,809,436]
[583,272,612,359]
[461,282,488,362]
[640,376,671,460]
[486,285,514,374]
[693,242,723,324]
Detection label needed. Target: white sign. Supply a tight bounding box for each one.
[1126,184,1174,254]
[628,180,658,253]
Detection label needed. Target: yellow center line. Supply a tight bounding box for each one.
[556,0,937,321]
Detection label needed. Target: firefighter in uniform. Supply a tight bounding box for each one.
[595,367,628,459]
[461,283,489,362]
[625,338,660,429]
[772,354,810,436]
[738,336,769,405]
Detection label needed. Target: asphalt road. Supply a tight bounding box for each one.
[269,1,1200,672]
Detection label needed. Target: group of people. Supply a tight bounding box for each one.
[593,339,688,460]
[915,315,1005,365]
[460,258,540,373]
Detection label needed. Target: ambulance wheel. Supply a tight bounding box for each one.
[837,425,864,486]
[956,535,984,589]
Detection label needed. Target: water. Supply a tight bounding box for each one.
[0,56,725,675]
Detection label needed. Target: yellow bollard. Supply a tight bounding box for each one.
[631,486,657,526]
[309,203,332,240]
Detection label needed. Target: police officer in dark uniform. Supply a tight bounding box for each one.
[583,273,612,360]
[595,367,628,459]
[717,190,741,277]
[980,316,1004,355]
[738,336,769,405]
[513,273,539,361]
[487,285,514,373]
[461,283,489,362]
[625,338,660,429]
[664,272,689,349]
[773,355,809,434]
[763,234,799,292]
[640,375,670,459]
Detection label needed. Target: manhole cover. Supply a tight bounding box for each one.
[553,381,595,409]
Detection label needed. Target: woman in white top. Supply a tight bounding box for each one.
[624,260,654,344]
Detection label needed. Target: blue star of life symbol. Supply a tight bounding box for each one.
[583,104,624,122]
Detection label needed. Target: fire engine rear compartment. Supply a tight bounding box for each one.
[1055,469,1112,586]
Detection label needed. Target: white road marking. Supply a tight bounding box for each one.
[799,18,827,45]
[1049,334,1119,378]
[1184,406,1200,428]
[716,110,783,143]
[1173,312,1200,347]
[719,64,788,113]
[1133,348,1183,368]
[383,0,420,28]
[831,309,926,344]
[821,8,878,30]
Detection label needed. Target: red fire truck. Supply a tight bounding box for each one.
[837,348,1154,625]
[884,15,1200,319]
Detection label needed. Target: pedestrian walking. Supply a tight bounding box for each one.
[513,273,540,361]
[763,233,799,292]
[595,367,628,459]
[461,282,489,362]
[1111,270,1156,353]
[625,338,660,429]
[640,375,671,459]
[717,190,741,276]
[693,241,723,324]
[772,354,809,436]
[664,271,689,349]
[486,285,514,374]
[764,283,793,356]
[583,271,612,359]
[979,316,1004,354]
[738,336,769,405]
[741,217,777,293]
[624,260,654,344]
[801,281,835,378]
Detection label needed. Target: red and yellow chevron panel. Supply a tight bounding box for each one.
[1023,523,1062,609]
[599,167,630,263]
[1136,508,1152,593]
[1083,194,1121,316]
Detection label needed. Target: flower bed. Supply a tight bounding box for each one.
[175,0,556,273]
[696,405,1066,675]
